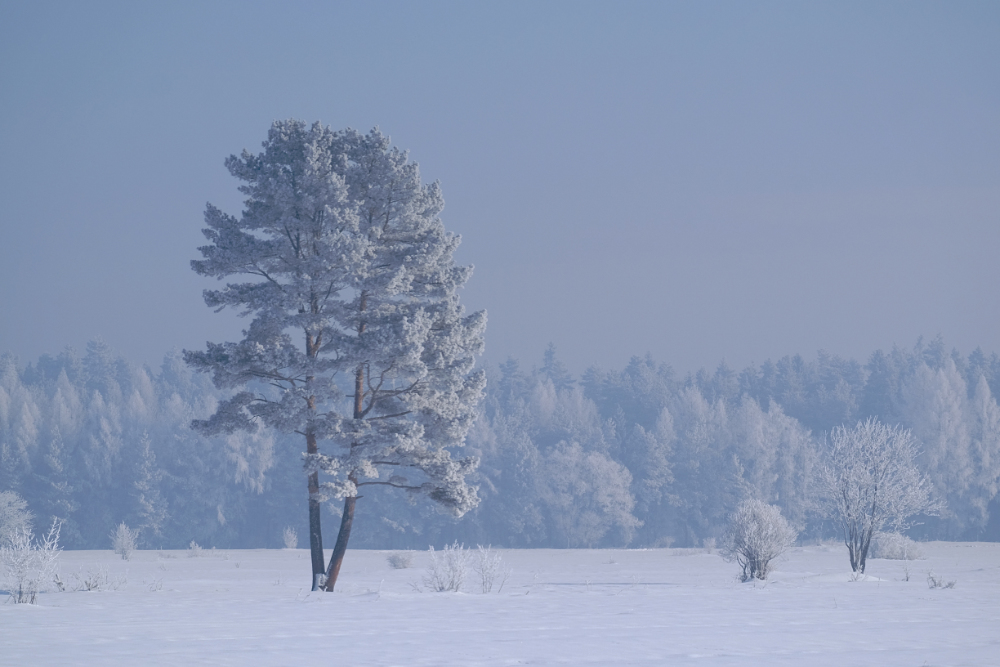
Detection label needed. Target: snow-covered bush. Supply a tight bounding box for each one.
[472,545,511,593]
[870,532,923,560]
[110,523,139,561]
[927,572,956,589]
[423,542,468,592]
[188,541,202,557]
[282,527,298,549]
[1,520,62,604]
[721,499,797,582]
[73,565,126,592]
[0,491,32,546]
[386,551,414,569]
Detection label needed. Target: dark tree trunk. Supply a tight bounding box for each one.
[323,493,356,591]
[857,526,874,574]
[846,527,872,574]
[848,534,859,572]
[306,430,325,590]
[305,325,326,590]
[322,292,367,592]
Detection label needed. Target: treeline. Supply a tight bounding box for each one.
[0,342,279,549]
[2,337,999,550]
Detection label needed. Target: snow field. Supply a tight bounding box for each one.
[2,542,998,666]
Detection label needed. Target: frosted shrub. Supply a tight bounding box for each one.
[1,520,62,604]
[870,532,923,560]
[721,499,797,582]
[188,541,202,557]
[386,551,414,569]
[472,545,511,593]
[73,565,126,592]
[423,542,468,592]
[111,523,139,561]
[927,572,956,589]
[282,527,298,549]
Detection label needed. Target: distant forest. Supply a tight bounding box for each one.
[2,335,999,550]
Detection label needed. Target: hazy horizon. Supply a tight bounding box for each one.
[2,1,998,376]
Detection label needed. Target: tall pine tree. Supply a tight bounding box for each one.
[185,121,486,590]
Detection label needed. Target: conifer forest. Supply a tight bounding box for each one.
[3,336,998,551]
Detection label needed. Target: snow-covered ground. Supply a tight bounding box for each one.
[2,542,998,666]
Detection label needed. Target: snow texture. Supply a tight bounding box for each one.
[2,542,997,666]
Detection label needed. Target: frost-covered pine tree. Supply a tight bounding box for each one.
[185,121,486,591]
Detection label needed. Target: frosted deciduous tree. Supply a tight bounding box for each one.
[969,376,1000,531]
[1,385,39,490]
[540,441,639,547]
[902,359,973,536]
[617,417,673,544]
[667,386,741,545]
[468,402,548,547]
[0,490,32,545]
[819,419,942,573]
[130,432,167,538]
[185,120,486,591]
[902,360,1000,537]
[729,396,815,531]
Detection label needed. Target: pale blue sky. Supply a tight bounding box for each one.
[2,1,998,374]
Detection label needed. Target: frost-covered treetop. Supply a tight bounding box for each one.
[185,120,486,515]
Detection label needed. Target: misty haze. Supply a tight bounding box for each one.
[2,2,998,666]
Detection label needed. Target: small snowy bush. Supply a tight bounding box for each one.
[1,520,62,604]
[188,541,202,557]
[73,565,126,592]
[870,532,923,560]
[472,545,511,593]
[721,499,797,582]
[423,542,468,592]
[386,551,414,569]
[111,523,139,561]
[282,527,298,549]
[927,572,956,589]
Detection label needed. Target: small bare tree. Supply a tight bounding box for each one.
[721,499,797,582]
[1,521,62,604]
[110,523,139,561]
[819,419,942,574]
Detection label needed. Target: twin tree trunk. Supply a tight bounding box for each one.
[321,292,366,592]
[324,479,357,592]
[846,524,875,574]
[320,363,364,591]
[307,430,325,590]
[305,326,326,591]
